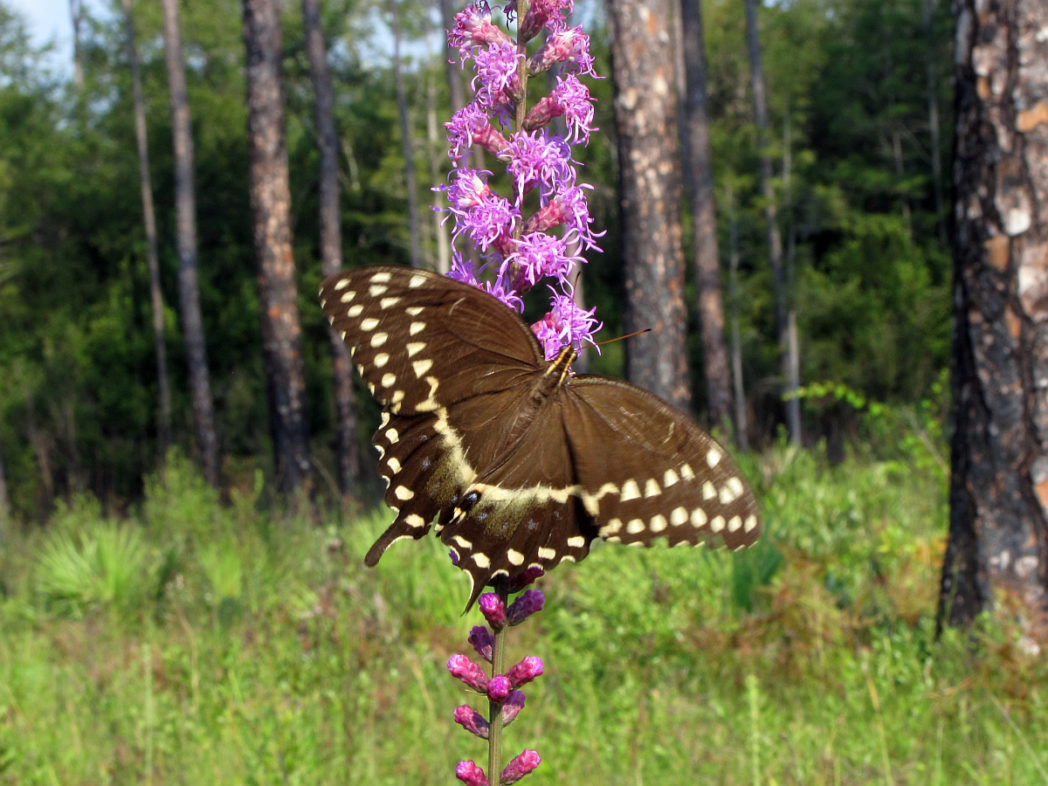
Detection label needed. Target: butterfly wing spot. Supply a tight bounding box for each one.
[663,468,680,488]
[412,359,434,378]
[406,306,424,316]
[409,321,426,336]
[727,476,745,497]
[706,447,723,468]
[626,519,646,535]
[702,481,717,500]
[332,277,351,291]
[374,353,390,368]
[745,515,758,532]
[393,485,414,501]
[471,552,491,569]
[620,479,641,501]
[369,271,393,283]
[347,304,364,317]
[507,549,525,566]
[408,274,427,288]
[360,317,379,331]
[380,296,402,309]
[606,535,622,543]
[380,373,397,388]
[644,478,661,498]
[452,535,473,549]
[386,456,402,474]
[670,507,689,526]
[566,535,586,549]
[538,546,556,560]
[340,289,357,303]
[369,284,389,296]
[680,463,696,480]
[600,517,623,535]
[719,484,737,505]
[405,513,427,530]
[406,341,426,357]
[650,514,668,533]
[370,332,388,348]
[691,508,708,527]
[728,516,743,533]
[710,516,726,533]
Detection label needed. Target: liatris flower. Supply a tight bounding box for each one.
[441,0,603,362]
[444,3,602,782]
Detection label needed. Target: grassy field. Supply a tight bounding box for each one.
[1,440,1047,785]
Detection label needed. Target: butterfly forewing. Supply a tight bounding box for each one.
[320,266,761,609]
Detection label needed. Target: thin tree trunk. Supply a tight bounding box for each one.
[0,436,9,538]
[242,0,312,495]
[726,185,750,452]
[782,108,801,448]
[939,0,1048,645]
[679,0,733,432]
[608,0,691,411]
[69,0,84,88]
[389,0,423,269]
[426,33,451,275]
[302,0,360,496]
[743,0,799,444]
[162,0,220,487]
[122,0,172,460]
[923,0,947,246]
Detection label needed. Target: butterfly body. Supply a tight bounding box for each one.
[320,266,760,608]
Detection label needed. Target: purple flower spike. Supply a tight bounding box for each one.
[501,690,526,725]
[455,759,490,786]
[507,590,545,625]
[487,674,512,702]
[454,705,491,739]
[468,625,495,662]
[448,654,490,692]
[506,656,544,689]
[500,749,542,784]
[479,592,508,629]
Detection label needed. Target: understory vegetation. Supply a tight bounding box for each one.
[2,423,1046,785]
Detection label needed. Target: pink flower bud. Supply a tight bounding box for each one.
[455,759,489,786]
[500,749,541,784]
[501,690,526,725]
[507,656,544,689]
[487,674,511,702]
[479,592,507,629]
[448,654,489,692]
[468,625,494,662]
[453,705,490,739]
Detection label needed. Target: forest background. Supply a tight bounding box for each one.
[3,0,1046,784]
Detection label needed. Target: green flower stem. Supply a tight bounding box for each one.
[488,586,510,784]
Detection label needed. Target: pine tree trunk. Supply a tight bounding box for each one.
[607,0,691,411]
[940,0,1048,646]
[242,0,312,495]
[389,0,423,269]
[302,0,360,496]
[69,0,84,88]
[162,0,221,487]
[744,0,800,444]
[123,0,172,460]
[679,0,733,433]
[726,186,750,452]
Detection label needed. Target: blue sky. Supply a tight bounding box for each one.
[12,0,74,74]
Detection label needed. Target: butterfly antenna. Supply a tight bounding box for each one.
[595,328,651,348]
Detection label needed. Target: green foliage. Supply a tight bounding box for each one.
[33,497,156,622]
[2,435,1048,783]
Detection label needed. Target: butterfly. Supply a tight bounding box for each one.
[320,266,760,608]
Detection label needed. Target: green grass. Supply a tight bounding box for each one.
[1,447,1047,784]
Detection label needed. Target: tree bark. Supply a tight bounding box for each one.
[679,0,733,432]
[389,0,423,269]
[302,0,360,496]
[122,0,173,461]
[607,0,691,411]
[744,0,800,444]
[939,0,1048,647]
[726,183,750,452]
[162,0,221,487]
[242,0,312,495]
